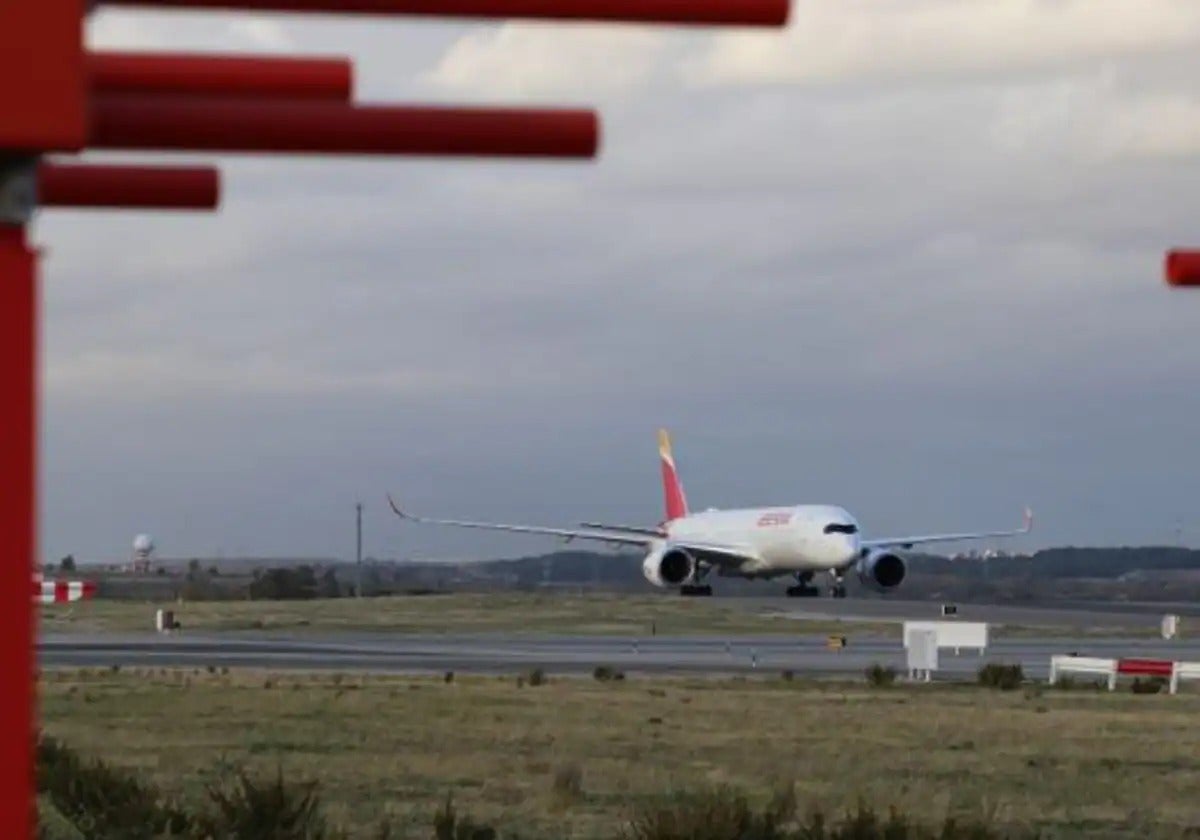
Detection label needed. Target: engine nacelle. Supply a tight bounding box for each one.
[642,544,697,587]
[856,549,906,592]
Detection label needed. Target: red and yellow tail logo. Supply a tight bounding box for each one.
[658,428,689,522]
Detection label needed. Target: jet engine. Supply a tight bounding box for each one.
[642,544,696,587]
[856,549,906,591]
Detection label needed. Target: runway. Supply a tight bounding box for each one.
[38,630,1200,680]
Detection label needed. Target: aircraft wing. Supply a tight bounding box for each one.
[666,540,763,570]
[387,495,651,547]
[862,507,1033,551]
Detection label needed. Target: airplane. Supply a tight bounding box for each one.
[387,429,1033,598]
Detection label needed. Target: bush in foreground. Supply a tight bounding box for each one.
[864,664,897,688]
[978,664,1024,691]
[623,788,1032,840]
[37,737,1038,839]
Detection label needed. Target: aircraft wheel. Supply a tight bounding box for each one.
[786,585,820,598]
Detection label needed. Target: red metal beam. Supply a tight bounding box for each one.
[38,162,221,210]
[89,52,353,101]
[90,95,599,158]
[0,224,35,839]
[1165,250,1200,287]
[1116,658,1174,677]
[101,0,789,26]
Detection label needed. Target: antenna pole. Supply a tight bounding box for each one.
[356,502,363,597]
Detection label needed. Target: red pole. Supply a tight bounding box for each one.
[39,162,221,210]
[0,223,35,839]
[88,52,354,101]
[90,95,600,158]
[100,0,790,26]
[1165,250,1200,287]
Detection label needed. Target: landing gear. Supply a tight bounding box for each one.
[680,567,713,596]
[828,571,847,599]
[786,571,820,598]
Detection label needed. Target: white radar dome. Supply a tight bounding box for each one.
[133,534,155,554]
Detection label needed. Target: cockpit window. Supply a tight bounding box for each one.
[823,523,859,535]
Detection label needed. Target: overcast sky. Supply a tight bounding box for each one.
[37,1,1200,564]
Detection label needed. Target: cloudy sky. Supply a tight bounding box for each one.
[38,0,1200,564]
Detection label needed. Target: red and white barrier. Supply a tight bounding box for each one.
[1170,662,1200,695]
[1050,655,1200,694]
[33,578,96,605]
[1049,655,1117,690]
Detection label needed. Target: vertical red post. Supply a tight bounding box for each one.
[0,224,35,838]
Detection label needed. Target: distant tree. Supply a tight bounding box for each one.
[248,567,319,601]
[318,569,341,599]
[208,565,221,578]
[59,555,76,573]
[186,559,202,582]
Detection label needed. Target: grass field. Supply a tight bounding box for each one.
[38,593,895,638]
[39,669,1200,837]
[38,592,1168,639]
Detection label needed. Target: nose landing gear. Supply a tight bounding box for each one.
[828,571,847,599]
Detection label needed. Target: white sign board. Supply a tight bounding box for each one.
[903,621,988,652]
[1162,615,1180,640]
[907,629,938,682]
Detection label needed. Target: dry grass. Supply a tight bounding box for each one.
[38,592,894,638]
[38,669,1200,838]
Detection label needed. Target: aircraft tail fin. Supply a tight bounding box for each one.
[658,428,689,522]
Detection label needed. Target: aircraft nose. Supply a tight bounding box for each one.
[844,535,861,562]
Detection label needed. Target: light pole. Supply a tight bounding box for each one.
[356,501,363,598]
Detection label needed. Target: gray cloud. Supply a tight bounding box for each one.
[38,5,1200,564]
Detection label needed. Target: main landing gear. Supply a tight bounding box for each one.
[680,567,713,597]
[786,571,820,598]
[785,571,847,598]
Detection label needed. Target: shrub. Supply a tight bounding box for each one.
[594,666,625,682]
[864,664,897,688]
[623,787,794,840]
[624,789,1026,840]
[552,764,584,806]
[978,664,1024,691]
[201,766,329,839]
[36,735,192,838]
[433,796,498,840]
[526,668,547,687]
[780,670,795,683]
[1131,677,1167,695]
[444,671,455,684]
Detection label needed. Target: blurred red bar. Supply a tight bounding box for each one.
[102,0,789,26]
[38,162,221,210]
[89,52,353,101]
[90,95,599,158]
[1165,250,1200,287]
[0,224,36,840]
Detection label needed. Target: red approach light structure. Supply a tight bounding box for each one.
[0,0,789,832]
[1165,250,1200,288]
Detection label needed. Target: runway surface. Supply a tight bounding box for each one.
[38,630,1200,680]
[741,596,1200,630]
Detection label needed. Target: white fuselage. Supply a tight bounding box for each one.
[664,504,861,576]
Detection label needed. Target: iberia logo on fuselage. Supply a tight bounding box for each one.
[757,511,792,527]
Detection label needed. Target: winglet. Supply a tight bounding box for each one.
[1022,506,1034,533]
[386,494,411,520]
